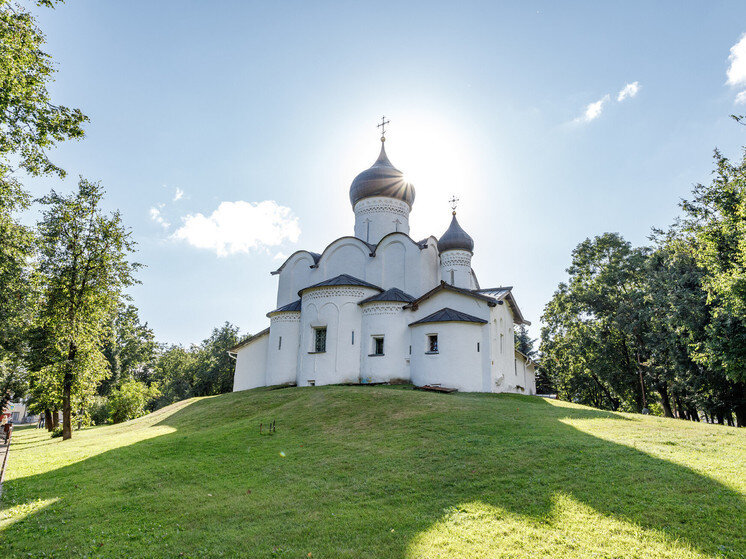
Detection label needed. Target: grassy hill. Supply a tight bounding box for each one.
[0,386,744,558]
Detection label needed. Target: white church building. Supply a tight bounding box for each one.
[230,127,536,394]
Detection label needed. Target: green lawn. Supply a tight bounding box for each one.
[0,386,744,558]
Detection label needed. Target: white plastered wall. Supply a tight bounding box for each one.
[353,196,410,244]
[232,332,269,392]
[266,312,301,386]
[440,249,473,289]
[409,321,488,392]
[489,302,519,393]
[359,302,410,383]
[296,285,378,386]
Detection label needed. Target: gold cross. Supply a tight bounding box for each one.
[377,115,390,140]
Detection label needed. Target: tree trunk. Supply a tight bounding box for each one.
[726,413,734,427]
[44,409,53,431]
[62,374,72,440]
[688,407,700,422]
[734,383,746,427]
[62,342,76,440]
[51,408,59,429]
[658,382,674,418]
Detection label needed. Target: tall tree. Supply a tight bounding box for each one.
[0,0,87,394]
[541,234,652,412]
[190,323,240,396]
[36,178,139,439]
[680,137,746,425]
[100,304,157,394]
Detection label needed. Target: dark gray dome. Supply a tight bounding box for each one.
[438,213,474,253]
[349,142,415,208]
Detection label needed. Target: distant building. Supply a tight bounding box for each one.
[231,127,534,394]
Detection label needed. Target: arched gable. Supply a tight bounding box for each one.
[275,251,317,307]
[315,237,371,280]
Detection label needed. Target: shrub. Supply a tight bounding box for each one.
[108,379,160,424]
[50,426,63,438]
[89,396,110,425]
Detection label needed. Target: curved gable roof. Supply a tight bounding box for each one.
[271,250,322,275]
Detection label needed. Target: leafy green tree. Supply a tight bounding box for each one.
[108,379,159,424]
[514,324,536,357]
[540,234,652,412]
[35,178,139,439]
[100,304,157,394]
[680,140,746,425]
[190,323,240,397]
[0,0,87,398]
[150,345,196,409]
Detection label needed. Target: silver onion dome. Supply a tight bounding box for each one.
[349,141,415,208]
[437,213,474,253]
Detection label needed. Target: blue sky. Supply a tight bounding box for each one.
[22,1,746,345]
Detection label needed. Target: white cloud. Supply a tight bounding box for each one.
[273,252,288,261]
[617,81,641,102]
[736,90,746,105]
[727,33,746,87]
[149,207,170,229]
[575,94,610,123]
[173,187,184,202]
[173,200,300,257]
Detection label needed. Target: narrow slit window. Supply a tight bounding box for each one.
[477,342,480,352]
[351,330,355,345]
[278,336,282,350]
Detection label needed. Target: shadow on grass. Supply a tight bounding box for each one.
[0,387,743,558]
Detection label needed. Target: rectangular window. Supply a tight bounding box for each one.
[351,330,355,345]
[314,327,327,353]
[428,334,439,353]
[373,336,384,355]
[477,342,480,352]
[278,336,282,350]
[409,345,412,355]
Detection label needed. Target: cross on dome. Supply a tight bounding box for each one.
[377,115,390,142]
[449,195,460,215]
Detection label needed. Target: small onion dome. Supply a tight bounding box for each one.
[349,142,415,208]
[437,213,474,254]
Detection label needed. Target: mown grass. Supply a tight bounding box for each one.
[0,385,744,558]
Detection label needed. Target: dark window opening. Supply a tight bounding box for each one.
[314,327,327,353]
[351,330,355,345]
[373,336,384,355]
[278,336,282,350]
[477,342,480,352]
[428,334,439,353]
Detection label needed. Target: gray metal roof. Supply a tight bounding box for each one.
[228,327,270,352]
[359,287,415,305]
[349,142,415,208]
[475,286,531,326]
[267,299,302,316]
[404,281,498,310]
[437,213,474,253]
[409,307,487,326]
[299,274,383,296]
